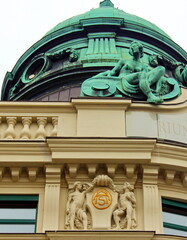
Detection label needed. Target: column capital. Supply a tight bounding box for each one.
[142,165,159,185]
[45,165,62,183]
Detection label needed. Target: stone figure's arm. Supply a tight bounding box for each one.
[66,193,73,213]
[130,193,136,205]
[108,59,126,76]
[117,194,121,209]
[84,183,94,194]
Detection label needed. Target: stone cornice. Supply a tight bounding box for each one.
[0,138,186,186]
[46,231,155,240]
[0,138,186,170]
[0,101,75,114]
[47,137,156,163]
[0,141,50,165]
[153,142,187,170]
[0,231,185,240]
[72,99,131,110]
[1,98,187,114]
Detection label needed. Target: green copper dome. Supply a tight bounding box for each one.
[1,0,186,101]
[45,3,170,39]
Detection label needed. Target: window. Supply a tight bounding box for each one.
[0,195,38,233]
[162,198,187,237]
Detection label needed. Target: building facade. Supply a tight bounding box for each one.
[0,0,186,239]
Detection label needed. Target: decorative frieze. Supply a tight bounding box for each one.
[67,164,80,178]
[87,164,98,178]
[164,170,176,184]
[0,166,42,182]
[181,172,187,187]
[125,164,137,180]
[0,168,4,181]
[0,162,185,190]
[106,164,117,178]
[65,175,137,230]
[28,167,39,182]
[10,167,21,182]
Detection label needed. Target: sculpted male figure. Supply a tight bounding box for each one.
[66,181,93,230]
[113,182,137,229]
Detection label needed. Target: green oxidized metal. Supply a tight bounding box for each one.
[81,41,183,104]
[1,0,186,102]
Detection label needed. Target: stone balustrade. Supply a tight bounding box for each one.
[0,116,58,140]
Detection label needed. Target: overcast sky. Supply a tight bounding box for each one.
[0,0,187,90]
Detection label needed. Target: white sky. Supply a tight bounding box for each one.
[0,0,187,91]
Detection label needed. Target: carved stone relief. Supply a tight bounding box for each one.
[112,182,137,230]
[65,175,137,230]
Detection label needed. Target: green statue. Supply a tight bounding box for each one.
[174,65,187,86]
[81,41,181,104]
[106,41,167,103]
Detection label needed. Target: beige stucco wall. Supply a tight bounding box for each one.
[0,98,186,237]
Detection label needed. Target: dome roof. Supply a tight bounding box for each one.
[2,0,186,102]
[45,3,170,38]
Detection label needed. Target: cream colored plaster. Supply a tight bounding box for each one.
[57,114,77,136]
[46,231,186,240]
[47,138,156,163]
[59,186,68,230]
[42,166,61,232]
[158,113,187,144]
[0,236,46,240]
[0,142,51,164]
[72,99,130,137]
[0,99,187,141]
[159,189,187,203]
[0,101,75,114]
[0,232,186,240]
[135,188,144,230]
[152,143,187,170]
[76,109,126,137]
[126,111,158,137]
[143,184,161,232]
[0,99,186,237]
[126,111,187,144]
[142,166,162,233]
[46,231,155,240]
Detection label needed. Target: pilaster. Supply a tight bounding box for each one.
[142,165,161,233]
[42,165,62,232]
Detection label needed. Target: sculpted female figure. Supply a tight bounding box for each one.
[81,40,181,103]
[113,182,137,229]
[107,41,165,103]
[65,181,93,230]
